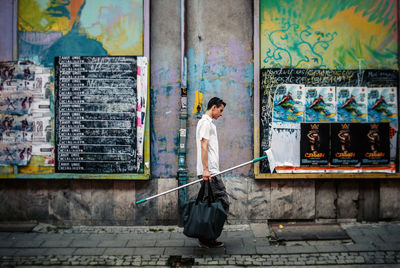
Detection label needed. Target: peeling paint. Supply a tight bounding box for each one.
[150,63,181,177]
[187,39,254,177]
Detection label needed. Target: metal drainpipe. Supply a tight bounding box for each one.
[177,0,188,214]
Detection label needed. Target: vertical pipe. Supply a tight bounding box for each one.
[143,0,150,59]
[177,0,188,215]
[253,0,261,176]
[13,0,18,60]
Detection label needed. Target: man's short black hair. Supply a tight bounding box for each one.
[207,97,226,110]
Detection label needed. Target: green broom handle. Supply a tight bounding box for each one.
[136,155,267,204]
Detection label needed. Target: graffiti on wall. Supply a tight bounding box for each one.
[186,39,254,177]
[18,0,143,67]
[260,0,398,70]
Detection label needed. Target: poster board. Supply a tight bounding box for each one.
[0,57,150,179]
[55,56,138,174]
[256,68,398,177]
[0,0,150,179]
[253,0,400,179]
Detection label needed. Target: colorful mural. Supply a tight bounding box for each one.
[18,0,143,67]
[260,0,398,70]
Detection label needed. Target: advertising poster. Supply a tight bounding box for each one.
[0,91,34,115]
[330,123,361,166]
[0,61,35,91]
[305,87,336,122]
[300,123,330,166]
[337,87,368,122]
[273,84,305,125]
[368,87,398,124]
[0,142,32,166]
[360,123,390,166]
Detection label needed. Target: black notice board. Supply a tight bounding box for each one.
[260,68,398,173]
[55,56,137,173]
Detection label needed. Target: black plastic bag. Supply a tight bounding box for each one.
[182,180,227,240]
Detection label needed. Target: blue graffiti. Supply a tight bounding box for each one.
[263,19,336,68]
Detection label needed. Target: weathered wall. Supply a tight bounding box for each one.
[0,0,399,226]
[0,0,14,61]
[150,0,181,178]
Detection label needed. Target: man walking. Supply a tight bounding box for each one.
[196,97,229,248]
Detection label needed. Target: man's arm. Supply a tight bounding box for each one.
[201,138,211,182]
[341,99,350,109]
[371,100,380,109]
[309,99,317,109]
[277,96,287,105]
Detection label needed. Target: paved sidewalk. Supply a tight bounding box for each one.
[0,222,400,267]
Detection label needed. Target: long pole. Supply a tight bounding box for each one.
[136,155,267,204]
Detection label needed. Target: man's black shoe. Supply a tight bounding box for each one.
[197,239,224,248]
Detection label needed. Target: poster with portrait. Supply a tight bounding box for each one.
[360,123,390,166]
[300,123,330,166]
[330,123,361,166]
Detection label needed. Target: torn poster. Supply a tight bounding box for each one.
[0,61,36,91]
[0,115,33,143]
[0,142,32,166]
[268,126,301,172]
[136,57,148,170]
[0,91,34,115]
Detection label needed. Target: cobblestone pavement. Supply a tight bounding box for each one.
[0,222,399,267]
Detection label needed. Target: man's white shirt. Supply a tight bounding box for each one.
[196,114,220,176]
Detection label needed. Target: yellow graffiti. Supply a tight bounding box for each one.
[192,90,204,114]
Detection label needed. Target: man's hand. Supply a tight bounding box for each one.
[203,169,211,182]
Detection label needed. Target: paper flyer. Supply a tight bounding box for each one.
[0,91,34,115]
[305,87,336,122]
[31,143,53,156]
[336,87,368,122]
[33,72,51,99]
[330,123,361,166]
[300,123,330,166]
[0,61,36,91]
[273,84,306,124]
[0,142,32,166]
[136,57,148,170]
[368,87,398,124]
[31,115,51,143]
[0,115,33,142]
[360,123,390,166]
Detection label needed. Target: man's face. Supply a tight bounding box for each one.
[211,104,225,120]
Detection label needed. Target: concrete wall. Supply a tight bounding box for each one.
[0,0,15,61]
[0,0,399,226]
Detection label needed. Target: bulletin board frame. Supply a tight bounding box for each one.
[253,0,400,179]
[0,0,151,180]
